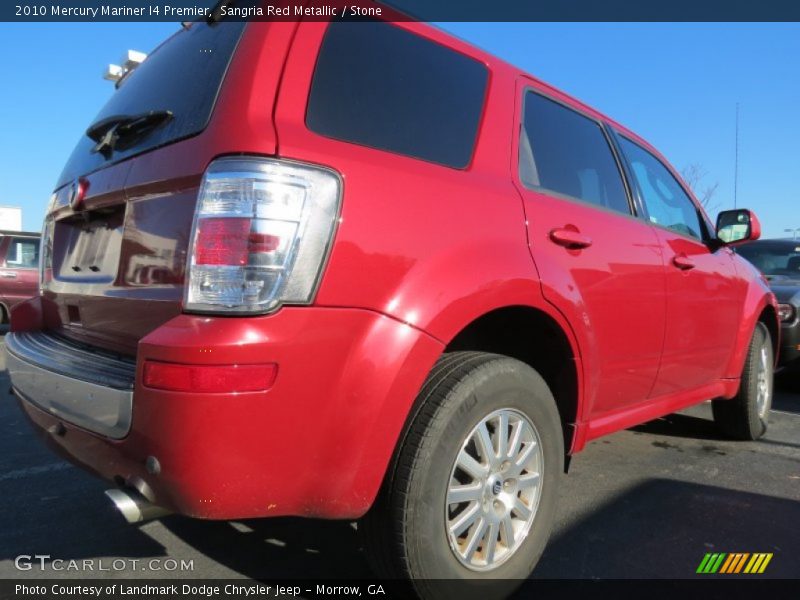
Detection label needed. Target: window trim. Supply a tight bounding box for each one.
[614,132,712,243]
[518,88,637,217]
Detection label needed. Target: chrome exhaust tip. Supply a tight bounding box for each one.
[105,488,170,524]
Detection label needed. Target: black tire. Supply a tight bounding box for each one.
[712,322,774,440]
[360,352,563,600]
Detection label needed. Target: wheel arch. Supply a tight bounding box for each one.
[443,305,582,458]
[724,285,780,381]
[758,304,780,366]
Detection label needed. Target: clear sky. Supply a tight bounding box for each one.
[0,22,797,237]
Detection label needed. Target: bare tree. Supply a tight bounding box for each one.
[680,163,719,210]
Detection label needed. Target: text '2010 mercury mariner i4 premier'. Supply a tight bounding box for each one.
[6,13,779,598]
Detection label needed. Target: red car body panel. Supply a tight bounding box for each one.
[9,18,779,520]
[13,301,443,518]
[647,230,744,396]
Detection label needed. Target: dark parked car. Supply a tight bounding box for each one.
[0,230,40,323]
[738,239,800,369]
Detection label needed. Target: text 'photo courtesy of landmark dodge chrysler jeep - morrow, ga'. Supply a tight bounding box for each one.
[5,15,779,598]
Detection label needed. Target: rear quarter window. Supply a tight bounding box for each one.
[306,21,489,169]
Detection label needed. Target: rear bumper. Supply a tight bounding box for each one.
[7,332,135,439]
[9,301,443,520]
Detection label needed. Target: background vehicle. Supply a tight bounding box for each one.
[5,17,778,597]
[0,230,39,323]
[737,238,800,370]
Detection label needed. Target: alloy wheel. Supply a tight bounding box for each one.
[445,408,543,571]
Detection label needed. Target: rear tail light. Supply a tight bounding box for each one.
[185,157,341,313]
[143,361,278,393]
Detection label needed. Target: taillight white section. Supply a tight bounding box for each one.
[185,157,341,314]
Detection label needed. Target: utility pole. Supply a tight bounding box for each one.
[734,103,739,209]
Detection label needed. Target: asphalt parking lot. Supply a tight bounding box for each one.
[0,326,798,582]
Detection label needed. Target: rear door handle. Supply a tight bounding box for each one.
[672,254,696,271]
[549,228,593,250]
[0,271,17,278]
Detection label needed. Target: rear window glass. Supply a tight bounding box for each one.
[57,21,246,188]
[306,21,488,169]
[519,92,630,215]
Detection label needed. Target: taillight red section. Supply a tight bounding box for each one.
[143,361,278,393]
[194,218,251,266]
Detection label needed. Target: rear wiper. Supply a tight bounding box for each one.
[86,110,173,158]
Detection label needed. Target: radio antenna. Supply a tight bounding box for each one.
[734,103,739,209]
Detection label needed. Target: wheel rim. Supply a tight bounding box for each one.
[445,408,543,572]
[756,343,772,419]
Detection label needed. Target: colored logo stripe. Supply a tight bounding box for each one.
[697,552,773,574]
[697,553,726,573]
[744,553,773,574]
[719,553,749,573]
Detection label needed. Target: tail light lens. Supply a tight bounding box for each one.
[185,157,341,313]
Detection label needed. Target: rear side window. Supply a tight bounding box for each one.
[618,137,704,240]
[519,92,630,215]
[307,21,488,169]
[57,21,247,187]
[5,238,39,268]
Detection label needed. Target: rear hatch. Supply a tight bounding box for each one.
[41,20,292,355]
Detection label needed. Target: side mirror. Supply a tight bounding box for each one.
[716,209,761,245]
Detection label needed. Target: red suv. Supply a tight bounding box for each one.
[7,17,778,594]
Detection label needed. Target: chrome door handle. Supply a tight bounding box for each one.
[0,271,17,278]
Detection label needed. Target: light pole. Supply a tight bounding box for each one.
[785,228,800,241]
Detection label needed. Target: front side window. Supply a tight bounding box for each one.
[619,137,704,240]
[307,20,488,169]
[5,238,39,268]
[519,92,630,215]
